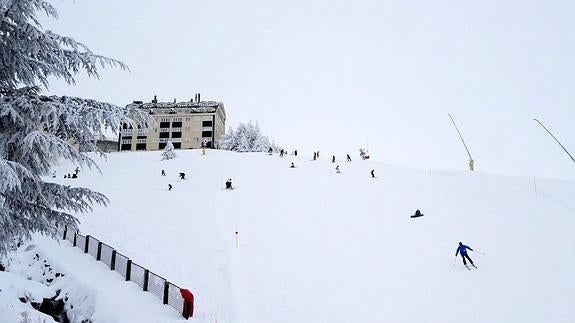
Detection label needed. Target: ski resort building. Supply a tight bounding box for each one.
[118,94,226,151]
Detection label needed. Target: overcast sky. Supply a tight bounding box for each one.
[43,0,575,179]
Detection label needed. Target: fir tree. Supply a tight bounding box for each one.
[218,121,273,152]
[161,141,177,160]
[0,0,149,254]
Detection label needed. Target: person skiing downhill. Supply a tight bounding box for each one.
[455,242,475,268]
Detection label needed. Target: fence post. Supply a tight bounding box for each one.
[84,235,90,253]
[110,250,116,270]
[96,242,102,261]
[163,282,169,305]
[125,260,132,281]
[143,269,149,291]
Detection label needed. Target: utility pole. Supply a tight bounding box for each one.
[533,118,575,166]
[448,114,475,171]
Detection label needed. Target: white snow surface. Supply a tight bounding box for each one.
[8,149,575,322]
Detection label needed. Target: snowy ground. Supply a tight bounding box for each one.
[3,149,575,322]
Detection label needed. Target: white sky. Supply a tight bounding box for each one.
[42,0,575,179]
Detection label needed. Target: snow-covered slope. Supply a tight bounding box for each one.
[39,150,575,322]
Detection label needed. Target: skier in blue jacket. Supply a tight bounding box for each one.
[455,242,475,267]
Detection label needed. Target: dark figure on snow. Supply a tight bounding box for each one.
[161,169,166,176]
[280,149,284,157]
[347,154,352,162]
[294,150,298,156]
[71,173,77,179]
[371,169,375,178]
[74,167,80,175]
[67,173,71,178]
[168,184,173,191]
[313,152,317,160]
[179,172,186,180]
[455,242,475,268]
[335,165,341,173]
[268,147,273,154]
[332,155,335,163]
[290,162,295,168]
[225,179,233,190]
[317,151,320,158]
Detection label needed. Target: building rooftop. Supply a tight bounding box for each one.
[126,97,225,119]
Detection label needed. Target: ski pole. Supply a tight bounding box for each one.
[472,250,485,255]
[453,256,457,267]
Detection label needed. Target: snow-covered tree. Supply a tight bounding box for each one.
[0,0,149,254]
[218,121,273,152]
[161,141,177,160]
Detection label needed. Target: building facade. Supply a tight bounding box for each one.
[118,96,226,151]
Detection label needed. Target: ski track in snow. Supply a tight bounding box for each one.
[25,150,575,322]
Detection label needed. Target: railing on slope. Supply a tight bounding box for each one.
[58,225,194,319]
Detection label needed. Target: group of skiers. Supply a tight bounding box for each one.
[61,167,80,179]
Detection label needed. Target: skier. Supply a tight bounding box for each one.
[317,151,320,158]
[179,172,186,180]
[332,155,335,163]
[74,166,80,175]
[52,171,56,178]
[294,150,298,156]
[280,149,284,157]
[371,169,375,178]
[168,184,173,191]
[335,165,341,173]
[161,169,166,176]
[225,179,233,190]
[71,173,77,179]
[290,162,295,168]
[268,147,273,154]
[455,242,476,268]
[313,152,317,160]
[347,154,352,162]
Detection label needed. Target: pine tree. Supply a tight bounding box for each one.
[161,141,177,160]
[218,121,272,152]
[0,0,149,254]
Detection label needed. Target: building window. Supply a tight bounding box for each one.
[160,122,170,128]
[172,117,182,122]
[159,142,167,149]
[202,120,212,127]
[136,143,146,150]
[172,128,182,132]
[137,128,147,136]
[172,132,182,138]
[202,131,212,138]
[173,142,181,149]
[121,144,132,150]
[137,139,147,144]
[160,128,169,133]
[159,138,169,143]
[172,122,182,128]
[121,139,132,144]
[160,118,170,122]
[160,132,169,138]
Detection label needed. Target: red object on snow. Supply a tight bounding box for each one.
[180,288,194,319]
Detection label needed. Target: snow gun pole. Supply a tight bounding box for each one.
[534,118,575,166]
[448,114,474,171]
